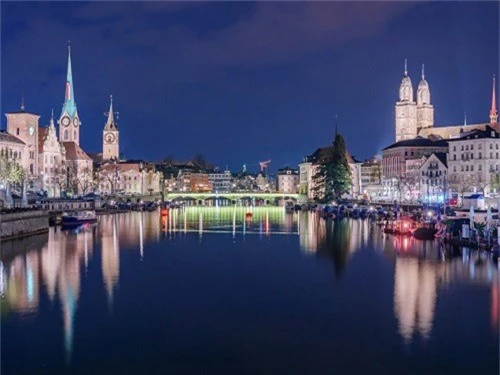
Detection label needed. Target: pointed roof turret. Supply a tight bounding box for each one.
[399,58,413,102]
[49,108,55,128]
[490,74,498,124]
[104,94,118,130]
[61,42,77,118]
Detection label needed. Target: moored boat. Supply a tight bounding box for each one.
[61,210,97,226]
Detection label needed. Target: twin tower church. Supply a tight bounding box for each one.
[1,46,161,197]
[394,59,498,143]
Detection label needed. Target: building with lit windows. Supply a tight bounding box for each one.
[276,167,299,193]
[418,153,448,203]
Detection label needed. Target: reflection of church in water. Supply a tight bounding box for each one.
[297,213,499,341]
[0,212,161,361]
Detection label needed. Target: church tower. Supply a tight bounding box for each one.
[102,95,119,160]
[59,45,81,145]
[490,75,498,125]
[395,59,417,142]
[416,64,434,131]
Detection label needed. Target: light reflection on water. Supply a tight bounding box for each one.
[1,207,498,372]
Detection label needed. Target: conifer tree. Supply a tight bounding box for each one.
[312,132,352,203]
[331,133,352,200]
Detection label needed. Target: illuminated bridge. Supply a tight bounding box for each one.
[165,192,303,206]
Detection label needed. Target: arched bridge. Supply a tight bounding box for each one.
[165,192,302,205]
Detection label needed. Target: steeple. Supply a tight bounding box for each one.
[334,114,338,139]
[61,42,76,118]
[49,108,55,129]
[20,95,25,111]
[103,94,119,160]
[399,59,413,102]
[490,74,498,124]
[421,63,425,80]
[104,94,117,130]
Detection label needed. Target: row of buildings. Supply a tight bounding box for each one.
[0,46,302,201]
[296,61,499,205]
[0,47,164,199]
[2,50,496,205]
[160,163,300,194]
[381,63,499,204]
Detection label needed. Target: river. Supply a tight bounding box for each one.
[1,207,498,374]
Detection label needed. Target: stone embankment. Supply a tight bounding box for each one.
[0,210,49,240]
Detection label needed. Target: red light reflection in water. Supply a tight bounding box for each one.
[492,283,499,331]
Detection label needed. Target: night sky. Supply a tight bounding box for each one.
[1,1,499,172]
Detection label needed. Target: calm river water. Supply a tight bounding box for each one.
[1,207,499,374]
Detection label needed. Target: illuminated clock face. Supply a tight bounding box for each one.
[73,117,79,127]
[105,132,116,144]
[29,126,34,136]
[61,116,70,127]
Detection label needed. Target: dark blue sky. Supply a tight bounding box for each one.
[1,1,499,172]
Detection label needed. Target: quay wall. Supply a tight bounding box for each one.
[0,210,49,241]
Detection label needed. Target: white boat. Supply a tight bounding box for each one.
[61,210,97,226]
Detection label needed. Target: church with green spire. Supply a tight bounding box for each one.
[59,44,81,145]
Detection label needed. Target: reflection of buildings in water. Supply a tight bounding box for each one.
[101,215,120,304]
[164,207,297,235]
[297,214,354,277]
[390,239,499,342]
[3,250,40,314]
[299,212,322,254]
[299,213,370,259]
[394,258,438,342]
[283,211,294,232]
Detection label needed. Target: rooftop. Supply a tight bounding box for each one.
[447,125,499,142]
[305,145,356,165]
[62,141,91,161]
[0,131,25,145]
[382,136,448,151]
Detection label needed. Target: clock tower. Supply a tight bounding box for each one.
[102,95,119,161]
[59,44,81,145]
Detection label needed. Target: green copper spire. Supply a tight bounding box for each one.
[61,42,77,118]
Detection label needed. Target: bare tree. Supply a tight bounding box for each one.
[193,154,206,169]
[448,175,472,205]
[490,173,500,194]
[162,155,175,166]
[475,173,489,196]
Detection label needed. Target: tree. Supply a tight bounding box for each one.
[331,133,352,200]
[491,173,500,194]
[162,155,176,166]
[312,133,352,203]
[448,175,472,205]
[476,174,489,196]
[193,154,207,169]
[312,163,333,203]
[97,165,118,195]
[0,151,25,208]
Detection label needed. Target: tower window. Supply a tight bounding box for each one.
[64,129,68,140]
[16,128,19,135]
